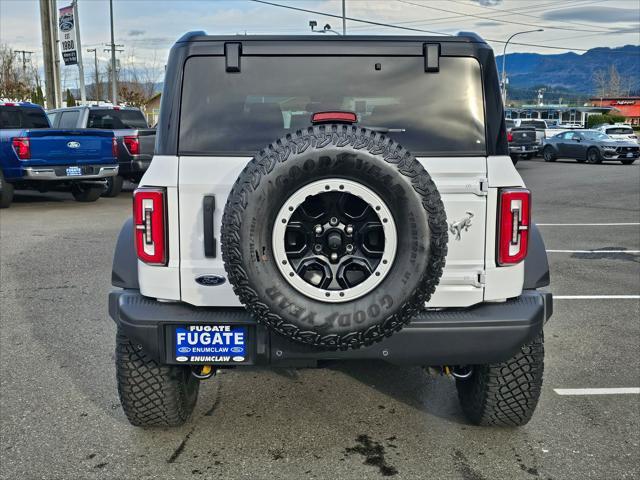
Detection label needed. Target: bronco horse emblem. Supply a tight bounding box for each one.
[449,212,474,241]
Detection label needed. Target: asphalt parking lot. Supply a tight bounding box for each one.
[1,159,638,480]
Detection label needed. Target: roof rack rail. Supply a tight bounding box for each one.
[457,32,486,43]
[177,31,207,43]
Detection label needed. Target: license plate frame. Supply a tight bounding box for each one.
[167,324,254,365]
[66,166,83,176]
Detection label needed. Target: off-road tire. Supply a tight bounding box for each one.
[0,172,14,208]
[542,146,556,162]
[221,124,448,350]
[102,175,124,197]
[115,329,199,427]
[621,159,636,165]
[586,147,602,164]
[456,331,544,427]
[71,183,103,202]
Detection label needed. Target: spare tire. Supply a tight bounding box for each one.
[221,125,447,350]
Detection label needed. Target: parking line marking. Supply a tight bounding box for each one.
[554,388,640,396]
[546,249,640,253]
[554,295,640,299]
[537,223,640,226]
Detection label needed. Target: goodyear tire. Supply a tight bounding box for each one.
[116,329,199,427]
[221,125,448,350]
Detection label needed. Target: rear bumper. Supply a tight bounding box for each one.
[108,290,552,367]
[509,145,539,155]
[22,164,118,180]
[117,156,152,178]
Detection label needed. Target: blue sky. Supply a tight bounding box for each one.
[1,0,639,89]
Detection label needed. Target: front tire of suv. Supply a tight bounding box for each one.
[71,183,103,202]
[102,175,124,197]
[0,172,14,208]
[116,329,200,427]
[542,146,556,162]
[455,331,544,427]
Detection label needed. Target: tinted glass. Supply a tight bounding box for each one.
[47,111,59,127]
[583,131,608,141]
[0,106,50,129]
[606,127,633,135]
[520,120,546,129]
[87,109,148,129]
[505,119,515,129]
[180,56,485,156]
[58,110,80,128]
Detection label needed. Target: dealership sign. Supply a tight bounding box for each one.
[58,5,77,66]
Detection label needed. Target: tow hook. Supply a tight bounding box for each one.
[191,365,216,380]
[424,365,473,379]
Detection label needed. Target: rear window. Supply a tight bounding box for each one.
[0,106,50,129]
[520,120,546,129]
[58,110,80,128]
[87,109,148,129]
[606,127,633,135]
[179,56,486,156]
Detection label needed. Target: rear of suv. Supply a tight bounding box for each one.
[109,33,552,428]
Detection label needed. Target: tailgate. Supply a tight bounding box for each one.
[26,129,115,166]
[511,129,536,145]
[137,128,156,156]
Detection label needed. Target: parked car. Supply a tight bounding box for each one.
[507,124,538,163]
[47,105,155,197]
[0,101,118,208]
[542,129,639,164]
[109,32,552,428]
[596,124,638,144]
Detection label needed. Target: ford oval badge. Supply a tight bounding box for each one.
[67,141,81,149]
[196,275,226,287]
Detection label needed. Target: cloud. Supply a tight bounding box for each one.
[474,21,501,27]
[128,29,145,37]
[470,0,503,5]
[542,7,640,23]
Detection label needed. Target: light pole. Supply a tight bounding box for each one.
[501,29,543,106]
[109,0,117,105]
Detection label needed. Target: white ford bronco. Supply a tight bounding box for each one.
[109,32,552,427]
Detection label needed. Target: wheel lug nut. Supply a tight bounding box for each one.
[346,244,354,253]
[345,225,354,235]
[314,225,323,235]
[314,244,322,252]
[330,217,338,226]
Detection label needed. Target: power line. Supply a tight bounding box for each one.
[447,0,617,32]
[396,0,618,34]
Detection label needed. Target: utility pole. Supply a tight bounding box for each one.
[104,43,124,104]
[108,0,117,105]
[39,0,61,108]
[15,50,35,76]
[50,0,62,108]
[342,0,346,35]
[87,48,100,103]
[72,0,86,103]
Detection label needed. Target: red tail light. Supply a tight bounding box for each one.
[123,135,140,155]
[311,111,357,124]
[497,188,530,266]
[133,188,167,265]
[112,137,118,157]
[12,137,30,159]
[507,131,513,142]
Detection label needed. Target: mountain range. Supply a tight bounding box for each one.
[495,44,640,96]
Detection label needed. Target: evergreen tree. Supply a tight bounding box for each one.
[65,89,76,107]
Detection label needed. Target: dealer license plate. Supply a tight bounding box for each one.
[66,166,82,176]
[174,325,247,363]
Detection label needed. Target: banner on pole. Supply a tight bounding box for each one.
[58,5,77,66]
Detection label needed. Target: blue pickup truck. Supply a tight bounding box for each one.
[0,102,118,208]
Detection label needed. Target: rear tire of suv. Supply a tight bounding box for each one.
[542,146,556,162]
[102,175,124,197]
[221,125,448,350]
[71,183,103,202]
[0,172,14,208]
[455,331,544,427]
[116,329,200,427]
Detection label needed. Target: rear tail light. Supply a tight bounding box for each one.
[123,135,140,155]
[311,111,358,124]
[133,188,167,265]
[497,188,530,266]
[12,137,30,159]
[507,131,513,142]
[112,137,118,157]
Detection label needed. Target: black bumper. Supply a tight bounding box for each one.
[109,290,552,367]
[116,156,152,178]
